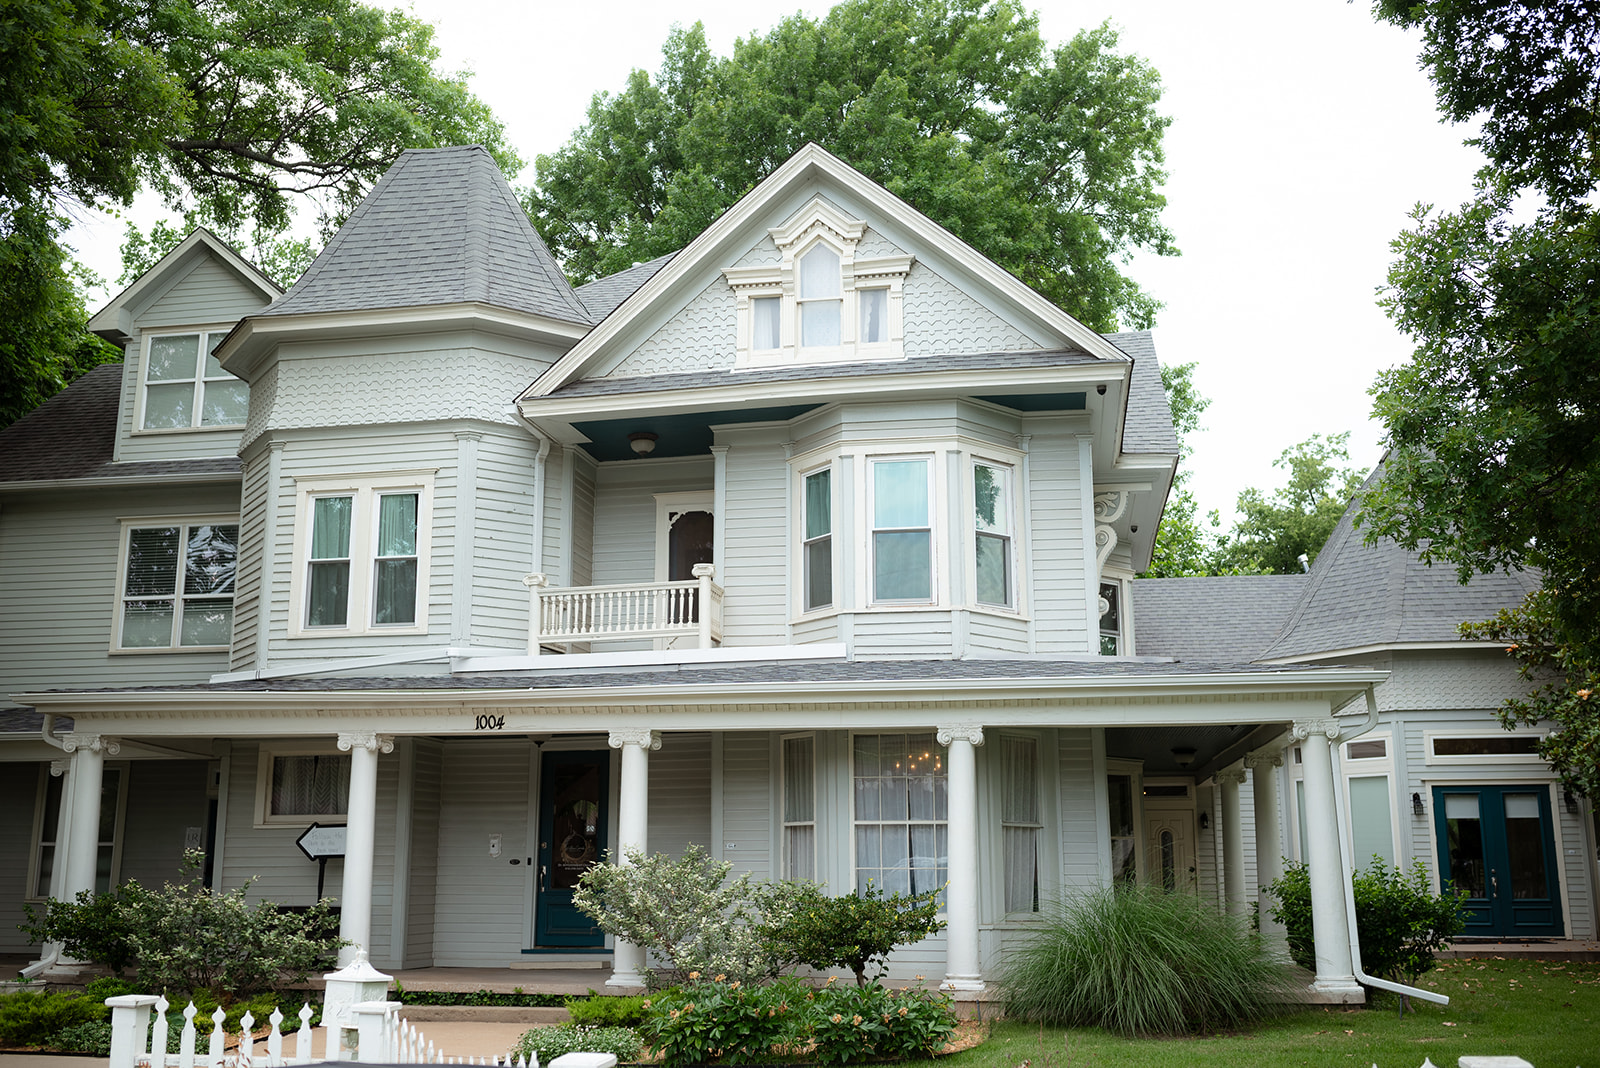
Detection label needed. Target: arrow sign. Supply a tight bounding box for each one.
[296,822,347,861]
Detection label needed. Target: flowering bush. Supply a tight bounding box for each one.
[807,981,956,1065]
[572,846,811,986]
[511,1024,640,1064]
[640,975,808,1065]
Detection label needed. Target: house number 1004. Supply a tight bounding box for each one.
[474,714,506,731]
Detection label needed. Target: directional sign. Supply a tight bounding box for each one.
[296,822,347,861]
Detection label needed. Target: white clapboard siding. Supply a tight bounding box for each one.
[649,733,713,860]
[720,440,789,645]
[134,256,270,330]
[1057,729,1101,890]
[965,612,1028,654]
[720,732,773,879]
[1026,430,1090,654]
[851,612,953,659]
[469,430,540,649]
[569,458,595,588]
[432,740,531,965]
[230,449,270,670]
[0,485,238,705]
[591,458,712,588]
[405,741,444,967]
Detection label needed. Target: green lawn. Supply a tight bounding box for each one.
[926,959,1600,1068]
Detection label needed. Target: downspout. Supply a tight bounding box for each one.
[1329,684,1450,1006]
[23,717,70,979]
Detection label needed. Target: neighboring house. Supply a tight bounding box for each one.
[1,144,1591,1000]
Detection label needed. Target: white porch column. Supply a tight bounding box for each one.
[936,724,984,991]
[47,759,74,902]
[61,734,118,901]
[1246,746,1288,946]
[1217,765,1248,919]
[607,728,660,988]
[336,732,393,967]
[1293,720,1363,1000]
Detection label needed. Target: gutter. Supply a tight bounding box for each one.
[1329,684,1450,1006]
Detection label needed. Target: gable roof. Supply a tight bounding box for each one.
[575,253,676,320]
[526,143,1130,399]
[260,146,591,326]
[0,365,239,486]
[87,229,281,344]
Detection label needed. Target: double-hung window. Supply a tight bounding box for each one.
[870,458,933,603]
[853,732,946,898]
[974,462,1014,608]
[255,748,351,826]
[1000,735,1041,912]
[141,331,248,430]
[782,734,816,880]
[797,244,842,348]
[802,468,833,611]
[293,473,432,636]
[117,520,238,649]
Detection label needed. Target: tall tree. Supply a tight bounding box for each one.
[1362,0,1600,794]
[526,1,1176,333]
[1219,433,1363,576]
[1141,362,1228,577]
[0,0,519,428]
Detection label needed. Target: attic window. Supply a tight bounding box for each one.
[139,331,248,431]
[722,197,912,370]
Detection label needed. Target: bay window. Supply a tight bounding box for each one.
[853,732,946,897]
[292,472,433,636]
[974,462,1013,608]
[870,458,933,603]
[140,331,248,430]
[803,467,833,611]
[116,520,238,650]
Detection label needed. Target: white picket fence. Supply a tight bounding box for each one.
[105,994,535,1068]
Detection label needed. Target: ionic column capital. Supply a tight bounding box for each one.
[1289,719,1340,743]
[936,725,985,748]
[1245,747,1285,771]
[50,759,71,777]
[62,733,119,755]
[609,728,662,751]
[1216,766,1248,786]
[337,732,395,755]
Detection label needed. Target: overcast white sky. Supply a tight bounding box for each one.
[67,0,1485,524]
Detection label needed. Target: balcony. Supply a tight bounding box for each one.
[523,565,723,655]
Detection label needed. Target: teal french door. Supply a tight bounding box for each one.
[1432,785,1563,937]
[534,750,609,947]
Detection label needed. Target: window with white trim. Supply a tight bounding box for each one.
[255,748,351,826]
[1000,734,1040,912]
[870,457,934,603]
[853,732,946,898]
[782,734,816,880]
[291,473,433,636]
[29,765,126,899]
[802,467,834,612]
[1425,732,1546,763]
[798,244,842,347]
[1098,580,1123,655]
[116,520,238,650]
[140,331,248,430]
[974,461,1014,608]
[1107,772,1138,883]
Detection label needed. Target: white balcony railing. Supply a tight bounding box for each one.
[522,564,723,655]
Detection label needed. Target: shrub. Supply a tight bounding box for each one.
[1268,856,1465,986]
[1000,885,1287,1036]
[808,982,956,1065]
[0,991,106,1046]
[83,977,141,1001]
[19,883,145,974]
[769,883,946,988]
[49,1020,114,1055]
[565,991,650,1027]
[572,845,809,987]
[640,975,809,1065]
[512,1024,640,1064]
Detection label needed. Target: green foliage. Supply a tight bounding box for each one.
[564,991,650,1028]
[641,976,808,1065]
[47,1019,114,1055]
[767,883,946,988]
[572,845,809,987]
[999,885,1286,1036]
[1142,361,1235,578]
[528,1,1175,332]
[118,211,316,290]
[0,990,106,1046]
[1268,857,1465,988]
[20,882,145,975]
[1217,433,1364,575]
[82,977,139,1001]
[395,988,565,1008]
[512,1024,641,1065]
[805,982,956,1065]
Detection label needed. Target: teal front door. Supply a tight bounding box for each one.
[535,750,609,947]
[1433,785,1564,937]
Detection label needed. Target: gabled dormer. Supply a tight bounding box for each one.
[87,229,282,464]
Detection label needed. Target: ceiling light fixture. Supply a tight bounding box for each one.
[628,431,658,457]
[1170,746,1197,769]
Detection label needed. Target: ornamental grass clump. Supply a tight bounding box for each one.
[1000,885,1287,1036]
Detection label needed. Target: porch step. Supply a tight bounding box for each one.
[400,1006,571,1024]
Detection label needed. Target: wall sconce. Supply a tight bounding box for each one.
[1564,788,1581,815]
[1198,811,1210,831]
[628,431,658,457]
[1170,746,1197,770]
[1412,792,1426,818]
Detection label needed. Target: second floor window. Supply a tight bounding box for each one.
[803,468,833,611]
[141,332,248,430]
[293,473,432,636]
[871,458,933,603]
[974,462,1013,608]
[118,521,238,649]
[1099,580,1122,654]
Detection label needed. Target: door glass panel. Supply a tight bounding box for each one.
[1502,793,1548,899]
[1160,830,1175,892]
[1444,793,1486,898]
[548,762,602,890]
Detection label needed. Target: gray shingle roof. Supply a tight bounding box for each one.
[0,707,67,733]
[1256,468,1540,661]
[1106,331,1180,455]
[1133,575,1309,661]
[544,348,1104,401]
[574,253,677,320]
[262,146,591,325]
[0,365,240,484]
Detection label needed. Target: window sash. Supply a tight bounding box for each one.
[1001,736,1040,912]
[269,754,351,818]
[859,288,888,343]
[752,296,781,350]
[782,735,816,880]
[871,459,933,603]
[853,732,947,900]
[144,332,247,429]
[803,469,832,611]
[120,522,237,648]
[373,493,419,625]
[1099,581,1122,655]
